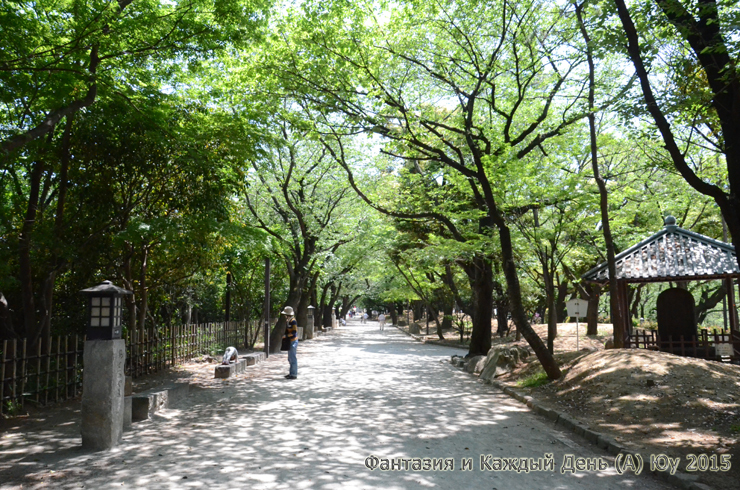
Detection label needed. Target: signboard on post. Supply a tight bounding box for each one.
[566,298,586,319]
[565,298,587,351]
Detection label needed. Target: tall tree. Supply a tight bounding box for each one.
[242,112,357,352]
[611,0,740,267]
[277,0,624,377]
[0,0,269,155]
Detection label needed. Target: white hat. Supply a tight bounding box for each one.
[281,306,295,316]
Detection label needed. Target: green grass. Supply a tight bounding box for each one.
[517,370,550,388]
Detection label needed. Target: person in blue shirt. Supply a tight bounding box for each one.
[281,306,298,379]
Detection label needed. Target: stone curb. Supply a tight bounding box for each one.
[483,378,712,490]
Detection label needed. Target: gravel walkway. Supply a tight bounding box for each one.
[0,322,673,489]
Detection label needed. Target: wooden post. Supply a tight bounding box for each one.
[64,336,69,398]
[55,338,61,402]
[1,340,6,416]
[35,341,42,405]
[74,335,80,397]
[20,339,26,410]
[44,338,51,405]
[10,340,17,407]
[726,278,738,332]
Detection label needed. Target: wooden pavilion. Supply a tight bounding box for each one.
[582,216,740,361]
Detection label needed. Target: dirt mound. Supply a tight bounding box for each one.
[499,346,740,490]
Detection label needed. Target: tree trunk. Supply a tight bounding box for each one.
[543,262,557,354]
[577,3,623,348]
[441,302,453,331]
[269,277,303,353]
[498,223,561,379]
[555,278,569,322]
[412,301,424,322]
[388,303,398,326]
[182,302,192,325]
[465,254,493,357]
[586,283,601,336]
[341,295,361,319]
[37,115,74,350]
[296,289,311,339]
[696,284,726,325]
[18,159,44,342]
[137,245,149,339]
[630,284,644,322]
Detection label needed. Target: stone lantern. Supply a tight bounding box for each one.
[79,280,132,450]
[81,280,132,340]
[307,305,316,339]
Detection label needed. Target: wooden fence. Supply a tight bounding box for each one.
[0,336,84,416]
[628,328,740,361]
[126,321,256,378]
[0,320,264,416]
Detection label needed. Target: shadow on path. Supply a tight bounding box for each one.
[0,323,671,489]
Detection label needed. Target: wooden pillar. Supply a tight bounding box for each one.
[726,277,739,332]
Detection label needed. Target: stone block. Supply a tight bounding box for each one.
[123,396,132,430]
[215,364,232,379]
[243,353,262,366]
[81,339,126,450]
[465,355,486,374]
[479,346,530,382]
[214,358,247,379]
[131,383,190,421]
[124,376,132,396]
[409,323,421,334]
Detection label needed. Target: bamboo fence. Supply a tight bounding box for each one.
[0,320,263,416]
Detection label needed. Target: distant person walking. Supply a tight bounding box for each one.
[378,313,386,331]
[281,306,298,379]
[362,312,368,324]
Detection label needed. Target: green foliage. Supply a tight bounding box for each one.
[517,370,550,389]
[1,0,735,347]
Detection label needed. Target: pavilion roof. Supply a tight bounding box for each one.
[582,217,740,283]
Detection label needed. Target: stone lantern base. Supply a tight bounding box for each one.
[81,339,126,450]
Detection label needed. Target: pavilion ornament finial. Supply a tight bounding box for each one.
[664,215,677,231]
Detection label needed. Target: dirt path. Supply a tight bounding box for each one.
[0,322,672,489]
